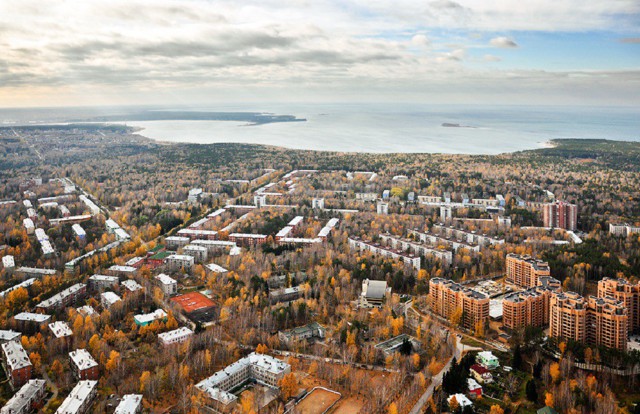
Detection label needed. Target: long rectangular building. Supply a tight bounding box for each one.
[379,233,452,267]
[502,276,561,330]
[348,237,421,270]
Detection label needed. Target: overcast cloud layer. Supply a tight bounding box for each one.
[0,0,639,107]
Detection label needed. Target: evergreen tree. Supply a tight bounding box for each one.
[526,379,538,402]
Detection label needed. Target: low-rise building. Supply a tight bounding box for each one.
[476,351,500,370]
[165,254,194,271]
[134,309,168,327]
[121,279,143,293]
[269,286,302,304]
[72,224,86,240]
[470,364,493,384]
[2,255,15,269]
[360,279,390,308]
[69,349,99,380]
[2,341,32,388]
[196,353,290,411]
[88,274,119,290]
[158,327,194,346]
[349,237,422,270]
[155,273,178,296]
[0,379,46,414]
[114,394,143,414]
[183,244,208,262]
[55,380,98,414]
[101,292,122,309]
[36,283,87,312]
[228,233,268,246]
[279,322,325,345]
[107,265,137,276]
[49,321,73,343]
[165,236,191,249]
[0,330,21,345]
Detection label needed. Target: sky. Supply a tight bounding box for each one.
[0,0,639,108]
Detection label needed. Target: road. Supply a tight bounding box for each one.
[408,337,480,414]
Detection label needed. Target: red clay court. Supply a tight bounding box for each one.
[170,292,215,313]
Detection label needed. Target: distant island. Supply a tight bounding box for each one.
[442,122,475,128]
[70,111,307,125]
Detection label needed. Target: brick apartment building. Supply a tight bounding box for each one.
[506,254,551,289]
[428,278,489,330]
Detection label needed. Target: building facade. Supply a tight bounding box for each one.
[428,278,489,330]
[506,254,551,289]
[543,201,578,230]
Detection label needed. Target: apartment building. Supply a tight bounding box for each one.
[409,228,481,254]
[0,330,21,345]
[228,233,268,246]
[431,224,505,247]
[196,353,290,411]
[609,223,640,237]
[1,379,46,414]
[506,254,551,289]
[114,394,143,414]
[69,349,99,380]
[550,291,628,350]
[101,292,122,309]
[183,244,208,262]
[177,228,218,240]
[134,309,168,327]
[49,321,73,347]
[502,277,561,330]
[1,341,32,388]
[88,274,119,291]
[598,277,640,332]
[165,254,195,271]
[35,283,87,312]
[428,278,489,330]
[349,237,422,270]
[543,200,578,230]
[155,273,178,296]
[55,380,98,414]
[158,327,194,346]
[165,236,191,249]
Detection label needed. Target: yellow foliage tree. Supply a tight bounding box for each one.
[279,372,298,400]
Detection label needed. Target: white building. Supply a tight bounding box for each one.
[206,263,229,274]
[165,254,195,271]
[134,309,168,327]
[610,223,640,237]
[72,224,86,239]
[312,198,325,209]
[183,244,208,262]
[114,394,143,414]
[165,236,191,249]
[355,192,377,202]
[79,194,101,215]
[158,327,194,346]
[188,188,203,203]
[101,292,122,309]
[2,255,15,269]
[69,349,98,380]
[121,279,143,293]
[155,274,178,296]
[196,353,290,409]
[448,393,473,409]
[348,237,422,270]
[23,218,35,234]
[440,206,452,220]
[360,279,390,308]
[0,330,21,344]
[88,274,119,290]
[55,380,98,414]
[377,202,389,215]
[0,278,35,298]
[49,321,73,339]
[1,379,46,414]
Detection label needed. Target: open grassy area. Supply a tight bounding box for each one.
[295,388,341,414]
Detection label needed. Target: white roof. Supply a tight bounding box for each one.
[134,309,168,325]
[167,254,195,262]
[177,229,218,236]
[125,257,144,266]
[276,226,293,238]
[166,236,191,242]
[184,244,207,252]
[77,305,97,316]
[155,273,177,285]
[448,393,473,408]
[229,233,267,239]
[205,263,228,273]
[121,279,143,292]
[2,341,31,371]
[41,240,55,255]
[106,218,120,228]
[49,321,73,338]
[101,291,122,306]
[1,379,46,413]
[158,327,194,342]
[0,330,20,342]
[15,267,56,276]
[192,239,236,247]
[89,274,119,283]
[14,312,50,323]
[0,278,35,298]
[2,255,15,268]
[72,224,86,236]
[207,208,226,218]
[23,218,35,228]
[36,283,86,309]
[230,246,241,256]
[108,265,136,273]
[467,378,482,390]
[69,349,98,370]
[114,394,143,414]
[56,380,97,414]
[288,216,304,226]
[478,351,498,361]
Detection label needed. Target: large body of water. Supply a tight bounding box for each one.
[2,104,638,154]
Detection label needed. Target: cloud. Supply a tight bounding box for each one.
[411,34,430,47]
[483,54,502,62]
[619,37,640,43]
[489,36,518,48]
